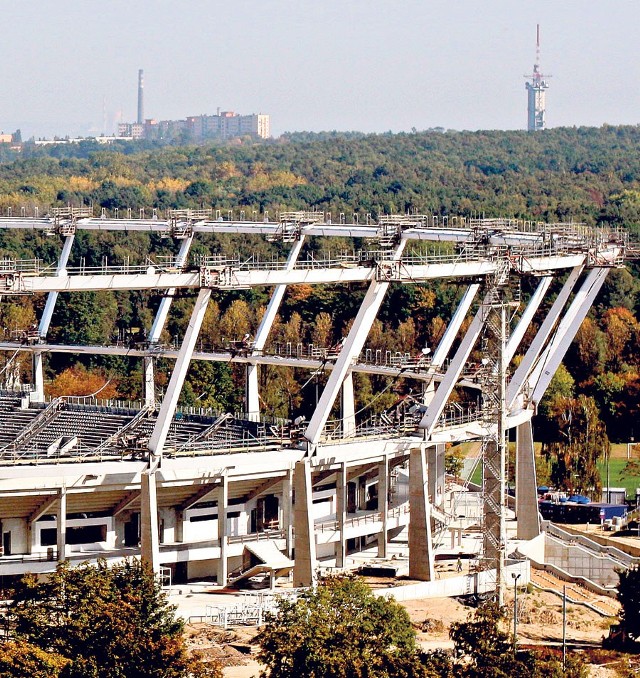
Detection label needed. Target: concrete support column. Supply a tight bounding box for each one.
[341,372,356,437]
[335,463,347,567]
[293,460,316,587]
[428,444,446,507]
[175,509,185,543]
[409,447,434,581]
[113,513,126,548]
[25,520,33,555]
[57,488,67,563]
[377,459,389,559]
[246,364,259,421]
[358,477,367,511]
[516,420,540,540]
[217,474,229,587]
[140,468,160,573]
[427,446,436,505]
[32,352,45,403]
[282,467,294,558]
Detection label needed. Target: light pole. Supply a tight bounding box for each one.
[511,571,521,655]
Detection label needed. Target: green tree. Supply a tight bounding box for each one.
[541,394,609,497]
[449,602,512,676]
[0,641,68,678]
[617,564,640,641]
[7,559,220,678]
[448,603,586,678]
[256,575,426,678]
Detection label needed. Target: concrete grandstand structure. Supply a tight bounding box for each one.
[0,207,627,596]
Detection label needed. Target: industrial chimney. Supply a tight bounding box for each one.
[137,69,144,125]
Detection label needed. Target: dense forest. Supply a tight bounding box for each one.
[1,126,640,491]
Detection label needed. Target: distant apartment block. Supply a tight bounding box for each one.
[118,112,270,142]
[117,122,146,139]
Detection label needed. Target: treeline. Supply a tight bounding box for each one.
[3,126,640,229]
[0,127,639,462]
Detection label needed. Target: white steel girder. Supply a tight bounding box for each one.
[431,284,480,367]
[423,283,480,406]
[144,235,194,407]
[38,235,75,336]
[12,255,588,294]
[0,216,604,252]
[418,291,493,436]
[505,275,553,363]
[0,340,456,384]
[33,235,75,402]
[147,289,211,456]
[530,268,609,404]
[246,236,306,418]
[506,265,584,410]
[303,240,407,449]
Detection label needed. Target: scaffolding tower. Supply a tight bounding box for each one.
[480,259,512,604]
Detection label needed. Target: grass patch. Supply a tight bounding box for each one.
[457,444,640,499]
[596,458,640,498]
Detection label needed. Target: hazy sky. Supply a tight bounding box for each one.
[3,0,639,138]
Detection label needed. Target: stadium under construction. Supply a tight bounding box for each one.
[0,207,629,601]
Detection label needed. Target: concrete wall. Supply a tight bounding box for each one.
[375,561,530,601]
[543,535,620,588]
[2,518,29,555]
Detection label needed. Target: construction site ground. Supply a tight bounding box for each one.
[176,572,633,678]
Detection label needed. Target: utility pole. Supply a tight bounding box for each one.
[562,584,567,670]
[512,571,521,655]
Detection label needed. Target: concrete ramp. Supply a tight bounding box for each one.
[228,541,293,586]
[245,540,292,570]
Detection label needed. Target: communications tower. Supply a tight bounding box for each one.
[525,25,550,131]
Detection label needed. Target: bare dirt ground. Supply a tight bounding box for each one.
[184,585,634,677]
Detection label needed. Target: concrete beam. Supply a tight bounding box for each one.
[178,481,222,512]
[217,474,229,586]
[28,494,59,524]
[244,475,285,503]
[335,463,347,567]
[112,490,141,517]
